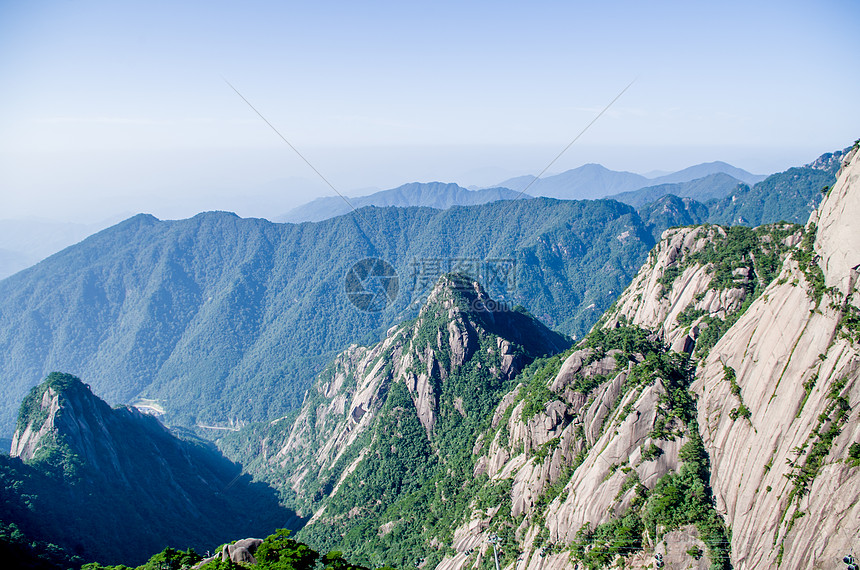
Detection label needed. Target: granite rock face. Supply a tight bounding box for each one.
[692,147,860,569]
[247,274,569,525]
[431,150,859,569]
[233,149,859,570]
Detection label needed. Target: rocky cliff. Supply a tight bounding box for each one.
[691,146,860,568]
[220,275,570,568]
[3,373,297,565]
[222,146,860,570]
[435,147,859,570]
[437,148,859,570]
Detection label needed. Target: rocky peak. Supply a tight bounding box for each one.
[810,146,860,294]
[11,372,130,479]
[804,146,850,175]
[431,147,860,570]
[689,145,860,568]
[221,145,860,570]
[242,274,570,527]
[421,272,571,358]
[5,372,294,564]
[603,220,805,357]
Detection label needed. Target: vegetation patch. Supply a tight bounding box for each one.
[571,510,644,570]
[723,365,752,423]
[793,223,827,308]
[640,443,664,462]
[518,356,564,422]
[645,427,731,569]
[838,303,860,344]
[848,442,860,467]
[785,377,851,504]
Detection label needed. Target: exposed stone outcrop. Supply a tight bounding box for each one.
[226,147,859,570]
[433,147,860,569]
[193,538,263,568]
[250,274,569,524]
[437,341,691,570]
[604,221,802,357]
[692,148,860,569]
[605,225,724,349]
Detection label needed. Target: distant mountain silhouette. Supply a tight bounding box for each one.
[492,161,765,200]
[648,160,765,186]
[278,182,523,223]
[495,163,649,199]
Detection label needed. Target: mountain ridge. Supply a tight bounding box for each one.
[0,198,653,436]
[3,372,298,565]
[219,274,571,568]
[277,182,523,223]
[219,146,860,570]
[493,160,764,201]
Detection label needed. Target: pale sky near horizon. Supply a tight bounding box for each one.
[1,0,858,222]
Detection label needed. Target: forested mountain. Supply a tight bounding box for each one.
[0,149,841,439]
[608,172,745,208]
[1,146,855,570]
[704,164,835,226]
[0,218,119,281]
[632,149,847,238]
[221,147,860,570]
[0,198,654,436]
[1,373,296,566]
[219,274,571,569]
[278,182,523,223]
[636,194,710,240]
[278,162,764,227]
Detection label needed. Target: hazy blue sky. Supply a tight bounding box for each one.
[1,0,858,222]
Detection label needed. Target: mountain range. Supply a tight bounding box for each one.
[0,151,844,440]
[220,146,860,569]
[492,160,765,200]
[0,198,654,437]
[607,172,746,207]
[0,143,856,570]
[0,159,808,280]
[277,182,523,223]
[277,162,765,224]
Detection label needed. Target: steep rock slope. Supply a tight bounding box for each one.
[604,222,804,356]
[1,373,296,565]
[691,147,860,568]
[226,279,730,569]
[241,146,860,570]
[220,275,570,568]
[431,323,727,570]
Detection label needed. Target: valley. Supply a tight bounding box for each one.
[4,1,858,568]
[219,145,860,569]
[0,143,857,570]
